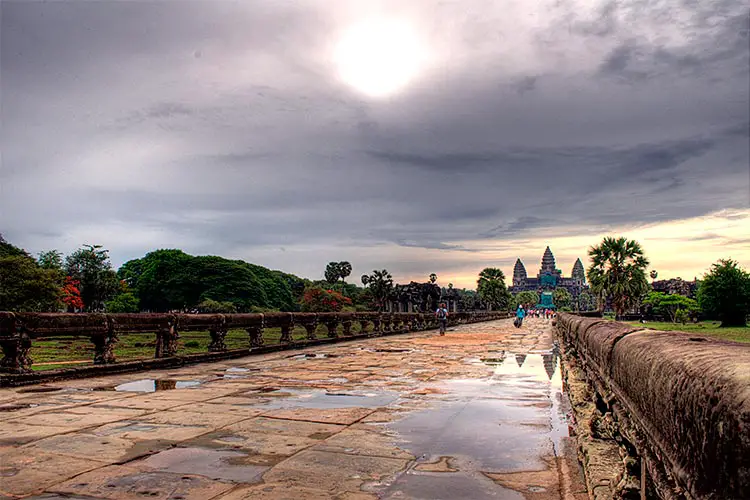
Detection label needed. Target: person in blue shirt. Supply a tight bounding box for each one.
[515,305,526,328]
[435,302,448,335]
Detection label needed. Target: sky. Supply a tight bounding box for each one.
[1,0,749,289]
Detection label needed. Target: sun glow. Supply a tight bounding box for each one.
[334,19,425,97]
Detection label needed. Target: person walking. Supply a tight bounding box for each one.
[436,302,449,335]
[515,304,526,328]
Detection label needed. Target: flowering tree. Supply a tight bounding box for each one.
[61,276,84,311]
[301,287,352,312]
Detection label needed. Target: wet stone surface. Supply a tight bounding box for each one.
[0,318,586,499]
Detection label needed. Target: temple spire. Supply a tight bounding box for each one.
[540,246,556,273]
[513,259,527,285]
[572,258,586,283]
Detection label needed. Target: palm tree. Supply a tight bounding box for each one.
[587,237,650,319]
[477,267,510,311]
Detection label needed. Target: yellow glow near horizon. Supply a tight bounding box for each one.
[394,209,750,290]
[334,19,424,97]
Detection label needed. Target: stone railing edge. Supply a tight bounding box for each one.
[0,311,511,387]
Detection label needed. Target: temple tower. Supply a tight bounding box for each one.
[512,259,527,286]
[540,246,556,274]
[572,258,586,284]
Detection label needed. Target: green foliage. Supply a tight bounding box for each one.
[674,308,690,325]
[196,298,237,313]
[119,249,298,313]
[37,250,64,272]
[697,259,750,327]
[576,290,596,312]
[553,288,572,309]
[476,268,510,311]
[587,236,650,317]
[361,269,393,312]
[643,291,700,323]
[65,245,120,311]
[324,261,353,283]
[513,291,539,309]
[106,292,140,313]
[0,234,30,258]
[0,255,62,312]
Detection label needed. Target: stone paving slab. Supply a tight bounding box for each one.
[0,318,587,499]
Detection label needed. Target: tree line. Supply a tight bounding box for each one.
[1,233,747,326]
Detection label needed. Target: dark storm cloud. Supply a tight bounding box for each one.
[1,0,748,281]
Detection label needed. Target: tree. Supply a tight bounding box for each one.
[65,245,120,311]
[0,234,29,258]
[325,262,340,283]
[697,259,750,327]
[61,277,84,311]
[106,292,140,313]
[0,255,62,312]
[513,291,539,309]
[577,290,596,312]
[338,261,352,283]
[37,250,64,272]
[361,269,394,311]
[643,291,700,323]
[301,286,352,312]
[196,298,237,314]
[553,288,572,310]
[477,268,510,311]
[587,237,650,318]
[325,261,353,284]
[429,273,437,284]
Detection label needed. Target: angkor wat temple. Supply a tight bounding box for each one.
[509,246,588,298]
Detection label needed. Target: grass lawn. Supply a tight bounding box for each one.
[625,321,750,343]
[29,322,367,371]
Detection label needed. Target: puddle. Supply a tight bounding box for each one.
[16,386,63,394]
[0,403,39,412]
[388,353,570,473]
[380,470,524,499]
[290,353,337,360]
[100,379,202,392]
[226,367,252,372]
[368,348,413,353]
[140,447,268,483]
[247,388,400,410]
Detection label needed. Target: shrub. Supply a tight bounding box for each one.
[301,287,352,312]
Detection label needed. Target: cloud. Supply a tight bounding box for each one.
[1,0,747,287]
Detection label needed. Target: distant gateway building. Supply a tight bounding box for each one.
[509,247,588,308]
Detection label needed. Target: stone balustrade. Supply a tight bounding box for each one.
[555,312,749,500]
[0,310,509,375]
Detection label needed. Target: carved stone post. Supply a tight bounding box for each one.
[0,334,32,373]
[372,316,382,335]
[247,325,264,348]
[358,319,370,334]
[324,316,340,338]
[155,317,178,358]
[92,331,117,364]
[304,322,318,340]
[280,323,293,344]
[208,326,228,352]
[341,317,353,336]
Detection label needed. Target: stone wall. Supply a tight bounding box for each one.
[0,310,509,386]
[555,313,749,499]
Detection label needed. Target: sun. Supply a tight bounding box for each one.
[334,19,425,98]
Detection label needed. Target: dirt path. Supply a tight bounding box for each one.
[0,317,587,499]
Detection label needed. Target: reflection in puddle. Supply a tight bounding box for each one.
[290,353,337,360]
[248,387,400,410]
[140,446,268,483]
[0,403,39,412]
[16,386,63,394]
[106,379,202,392]
[388,351,569,474]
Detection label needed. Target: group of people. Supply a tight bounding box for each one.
[514,305,556,328]
[433,302,557,335]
